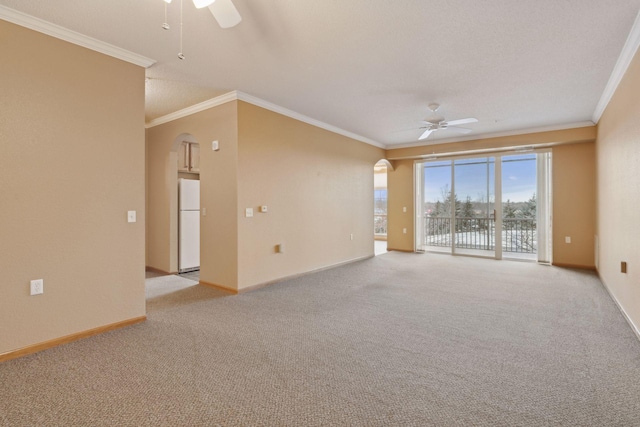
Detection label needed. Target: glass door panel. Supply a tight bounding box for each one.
[453,157,496,257]
[422,160,453,254]
[501,154,537,261]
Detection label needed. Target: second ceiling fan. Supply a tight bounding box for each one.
[418,103,478,140]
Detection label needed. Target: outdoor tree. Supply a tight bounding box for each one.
[462,196,475,218]
[436,185,461,217]
[504,199,516,219]
[461,196,475,230]
[519,192,536,219]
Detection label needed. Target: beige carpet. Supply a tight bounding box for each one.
[2,252,640,426]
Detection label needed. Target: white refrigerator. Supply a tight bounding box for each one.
[179,178,200,273]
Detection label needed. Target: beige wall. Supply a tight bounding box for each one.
[385,129,597,268]
[145,101,383,291]
[236,102,384,289]
[145,102,239,288]
[552,142,596,268]
[0,22,146,354]
[387,160,415,251]
[596,46,640,333]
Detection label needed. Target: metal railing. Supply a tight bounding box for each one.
[425,216,536,253]
[503,218,536,253]
[374,214,387,235]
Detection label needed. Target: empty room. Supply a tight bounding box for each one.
[1,1,640,425]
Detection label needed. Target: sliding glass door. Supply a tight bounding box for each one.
[418,160,453,253]
[453,157,496,257]
[415,151,552,262]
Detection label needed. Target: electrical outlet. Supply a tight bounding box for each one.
[30,279,43,296]
[565,236,571,244]
[128,210,136,223]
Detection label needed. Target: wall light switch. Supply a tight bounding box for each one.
[403,207,407,213]
[127,211,136,223]
[260,205,268,213]
[202,207,207,216]
[245,208,253,218]
[212,140,219,151]
[403,228,407,234]
[565,236,571,244]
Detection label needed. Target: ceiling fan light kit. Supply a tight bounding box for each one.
[418,103,478,141]
[192,0,216,9]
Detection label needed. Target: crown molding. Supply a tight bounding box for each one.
[387,121,596,150]
[145,92,239,128]
[0,5,155,68]
[592,11,640,123]
[235,92,385,148]
[145,90,385,149]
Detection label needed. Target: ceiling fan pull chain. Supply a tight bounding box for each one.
[162,1,170,30]
[178,0,185,59]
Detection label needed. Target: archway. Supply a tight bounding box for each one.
[374,160,392,255]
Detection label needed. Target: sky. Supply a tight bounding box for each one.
[423,154,536,204]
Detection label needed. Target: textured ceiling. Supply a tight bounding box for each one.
[1,0,639,148]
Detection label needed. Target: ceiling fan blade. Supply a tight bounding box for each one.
[208,0,242,28]
[419,129,434,140]
[445,117,478,126]
[446,126,472,134]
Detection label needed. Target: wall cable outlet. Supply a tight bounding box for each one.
[30,279,43,296]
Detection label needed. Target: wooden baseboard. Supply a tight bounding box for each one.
[386,248,414,253]
[145,266,174,275]
[552,262,597,271]
[200,255,375,295]
[237,254,374,294]
[199,281,239,295]
[0,316,146,363]
[596,269,640,342]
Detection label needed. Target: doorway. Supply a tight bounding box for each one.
[415,151,551,262]
[374,160,389,255]
[373,160,387,255]
[173,135,201,278]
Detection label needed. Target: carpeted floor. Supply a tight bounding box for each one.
[2,252,640,426]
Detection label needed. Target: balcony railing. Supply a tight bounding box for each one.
[425,216,536,253]
[374,214,387,235]
[502,218,536,253]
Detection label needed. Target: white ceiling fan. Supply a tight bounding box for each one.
[162,0,241,59]
[418,103,478,140]
[164,0,241,29]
